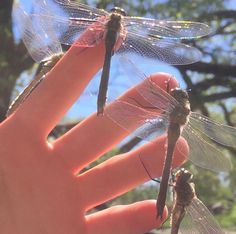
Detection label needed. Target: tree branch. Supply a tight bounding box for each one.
[194,76,234,91]
[202,91,236,102]
[178,62,236,77]
[201,10,236,20]
[218,102,234,126]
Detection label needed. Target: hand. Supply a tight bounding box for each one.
[0,42,188,234]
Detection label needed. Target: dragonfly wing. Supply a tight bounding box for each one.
[132,115,169,141]
[124,17,211,39]
[180,124,232,172]
[182,197,225,234]
[32,0,107,47]
[13,2,62,63]
[105,100,168,142]
[53,0,108,19]
[117,56,177,112]
[178,211,199,234]
[118,33,202,65]
[189,112,236,148]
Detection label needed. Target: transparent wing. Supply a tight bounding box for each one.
[40,0,211,41]
[30,0,205,64]
[132,115,169,141]
[105,100,169,141]
[178,210,199,234]
[179,123,232,172]
[181,197,225,234]
[124,17,211,39]
[53,0,108,19]
[31,0,107,47]
[118,56,178,112]
[13,2,62,63]
[189,112,236,148]
[118,33,203,64]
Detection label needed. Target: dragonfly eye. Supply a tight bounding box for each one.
[109,7,126,16]
[175,168,193,182]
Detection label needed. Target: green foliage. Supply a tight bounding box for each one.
[111,184,157,205]
[217,203,236,229]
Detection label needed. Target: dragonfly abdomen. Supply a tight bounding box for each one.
[171,203,186,234]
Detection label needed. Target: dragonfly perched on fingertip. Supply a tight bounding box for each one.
[105,56,234,218]
[7,1,64,117]
[171,168,225,234]
[29,0,210,115]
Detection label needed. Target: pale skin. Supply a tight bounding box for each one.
[0,38,188,233]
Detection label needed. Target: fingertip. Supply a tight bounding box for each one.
[127,200,169,233]
[150,72,179,90]
[138,200,169,229]
[134,134,189,180]
[119,72,179,109]
[86,200,169,234]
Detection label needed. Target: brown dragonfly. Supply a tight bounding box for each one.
[106,57,234,218]
[7,1,64,117]
[28,0,210,115]
[171,168,224,234]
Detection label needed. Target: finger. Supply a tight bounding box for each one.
[86,200,168,234]
[11,42,106,137]
[78,135,188,210]
[53,73,179,172]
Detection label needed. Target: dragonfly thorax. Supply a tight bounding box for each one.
[170,88,190,125]
[174,169,195,207]
[170,88,189,105]
[109,7,126,16]
[175,168,193,184]
[106,12,124,34]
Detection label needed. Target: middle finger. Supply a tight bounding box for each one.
[53,73,179,172]
[78,135,188,211]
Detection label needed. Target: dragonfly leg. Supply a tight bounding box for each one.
[138,154,160,183]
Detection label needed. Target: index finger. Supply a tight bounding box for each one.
[10,42,106,137]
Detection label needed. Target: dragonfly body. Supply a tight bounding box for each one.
[170,168,224,234]
[30,0,210,115]
[98,8,126,115]
[9,2,64,117]
[171,168,195,234]
[157,89,190,219]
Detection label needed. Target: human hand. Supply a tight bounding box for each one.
[0,42,188,234]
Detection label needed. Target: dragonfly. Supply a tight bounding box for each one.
[30,0,211,115]
[105,57,234,218]
[171,168,224,234]
[7,1,64,117]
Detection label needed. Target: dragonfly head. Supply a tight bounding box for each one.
[175,168,193,183]
[109,7,126,16]
[170,88,189,103]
